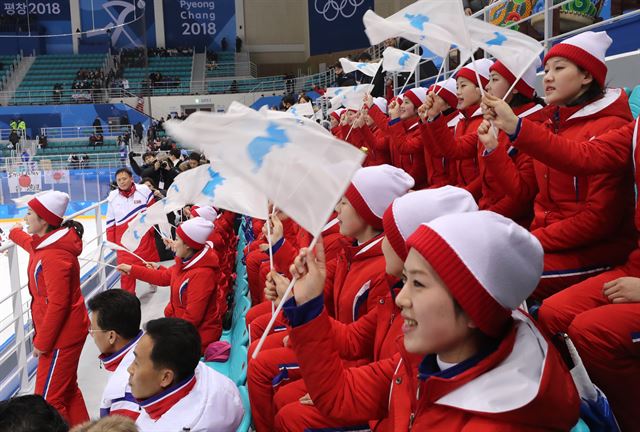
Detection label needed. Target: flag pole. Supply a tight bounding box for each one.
[78,257,119,269]
[266,205,276,315]
[252,234,321,359]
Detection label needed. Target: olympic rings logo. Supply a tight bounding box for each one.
[314,0,366,22]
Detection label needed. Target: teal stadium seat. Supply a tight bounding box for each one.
[236,385,252,432]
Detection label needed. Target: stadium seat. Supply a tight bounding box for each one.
[236,385,252,432]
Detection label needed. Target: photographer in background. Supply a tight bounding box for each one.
[128,152,178,189]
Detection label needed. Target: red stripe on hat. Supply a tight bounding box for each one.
[344,183,383,230]
[544,43,607,88]
[432,84,459,110]
[403,90,423,109]
[176,225,205,250]
[455,68,489,89]
[28,197,63,227]
[490,61,535,99]
[382,204,407,261]
[406,225,512,338]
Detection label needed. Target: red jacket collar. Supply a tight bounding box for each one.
[402,116,420,130]
[345,233,384,262]
[137,374,197,420]
[119,183,137,198]
[459,104,481,119]
[99,330,143,372]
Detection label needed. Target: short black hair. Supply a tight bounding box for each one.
[0,395,68,432]
[144,318,200,382]
[115,167,132,178]
[169,148,181,159]
[188,152,201,162]
[142,152,156,160]
[88,290,141,339]
[141,177,157,189]
[357,52,372,62]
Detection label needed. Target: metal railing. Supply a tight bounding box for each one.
[0,199,116,400]
[1,153,126,173]
[40,125,133,140]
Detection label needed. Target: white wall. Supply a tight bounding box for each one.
[111,92,272,119]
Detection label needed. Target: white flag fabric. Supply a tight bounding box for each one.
[121,199,171,251]
[363,0,471,59]
[383,47,422,72]
[464,16,543,82]
[325,84,373,111]
[165,163,269,220]
[339,58,382,77]
[286,102,315,117]
[165,105,365,236]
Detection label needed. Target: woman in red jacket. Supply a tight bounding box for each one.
[273,186,478,431]
[9,191,90,426]
[481,96,640,431]
[247,164,414,432]
[280,211,580,431]
[422,60,542,226]
[117,217,222,354]
[490,31,635,300]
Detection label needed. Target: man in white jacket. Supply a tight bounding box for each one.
[128,317,243,432]
[88,289,143,420]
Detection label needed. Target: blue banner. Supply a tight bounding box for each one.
[79,0,156,53]
[308,0,373,55]
[0,0,72,54]
[163,0,236,51]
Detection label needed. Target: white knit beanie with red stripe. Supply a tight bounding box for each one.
[404,87,428,108]
[191,205,217,222]
[430,77,459,110]
[406,211,543,338]
[382,187,478,261]
[176,216,213,250]
[344,164,414,230]
[456,58,494,88]
[544,31,611,87]
[28,191,70,226]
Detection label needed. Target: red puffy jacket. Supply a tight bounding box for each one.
[359,125,391,166]
[426,103,542,225]
[325,235,388,324]
[289,308,580,432]
[526,89,635,260]
[510,116,640,274]
[130,247,221,353]
[10,227,89,352]
[387,116,429,188]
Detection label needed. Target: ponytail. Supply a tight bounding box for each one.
[46,219,84,239]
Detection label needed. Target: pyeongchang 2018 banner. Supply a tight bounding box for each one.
[0,0,72,54]
[308,0,373,55]
[163,0,236,51]
[79,0,156,52]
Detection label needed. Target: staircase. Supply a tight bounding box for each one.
[191,51,206,94]
[0,55,34,105]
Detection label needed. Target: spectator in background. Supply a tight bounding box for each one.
[89,133,103,148]
[7,130,19,149]
[331,63,356,87]
[38,134,48,149]
[17,118,26,137]
[133,122,143,144]
[118,141,127,166]
[168,148,183,167]
[236,35,243,52]
[68,154,80,169]
[0,395,69,432]
[93,117,103,135]
[178,152,204,172]
[229,80,238,93]
[221,37,228,51]
[464,0,490,14]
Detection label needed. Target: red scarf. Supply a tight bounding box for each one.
[137,374,197,420]
[119,183,136,198]
[99,331,142,372]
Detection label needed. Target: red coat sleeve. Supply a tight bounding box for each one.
[8,228,33,253]
[368,104,390,133]
[388,121,422,154]
[329,307,377,360]
[290,309,396,423]
[532,170,632,251]
[483,140,537,204]
[129,264,172,286]
[419,124,451,187]
[426,115,477,159]
[36,252,74,352]
[179,270,218,327]
[513,118,633,175]
[272,239,298,276]
[463,175,483,202]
